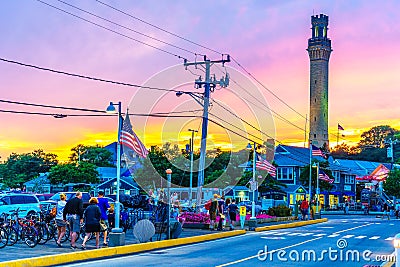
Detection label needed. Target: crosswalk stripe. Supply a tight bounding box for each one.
[342,235,355,238]
[328,234,340,238]
[287,233,301,236]
[313,234,327,237]
[299,233,313,236]
[273,232,290,236]
[369,236,380,240]
[355,236,367,239]
[385,237,394,241]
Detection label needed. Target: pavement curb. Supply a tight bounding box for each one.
[0,230,246,267]
[254,218,328,232]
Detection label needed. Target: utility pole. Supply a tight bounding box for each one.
[184,55,230,211]
[188,128,198,207]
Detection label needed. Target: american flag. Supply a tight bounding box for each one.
[312,145,325,157]
[338,124,344,131]
[120,113,148,158]
[318,170,334,183]
[256,154,276,177]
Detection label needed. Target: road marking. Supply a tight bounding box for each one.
[355,236,367,239]
[369,236,380,240]
[272,232,289,235]
[333,223,373,234]
[261,236,286,240]
[375,223,381,225]
[385,237,394,241]
[328,234,340,238]
[298,233,313,236]
[342,235,354,238]
[390,223,394,225]
[318,226,334,229]
[287,232,301,236]
[341,220,348,223]
[313,233,327,237]
[216,236,323,267]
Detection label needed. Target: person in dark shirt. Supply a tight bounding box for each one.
[81,197,101,249]
[228,199,238,230]
[63,191,84,249]
[97,191,110,247]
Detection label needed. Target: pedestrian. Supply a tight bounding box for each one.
[224,198,232,229]
[383,203,390,220]
[217,196,225,231]
[344,201,349,215]
[82,197,101,249]
[97,191,110,247]
[63,191,84,249]
[55,193,67,247]
[108,206,115,228]
[228,199,238,230]
[300,197,309,220]
[209,194,220,230]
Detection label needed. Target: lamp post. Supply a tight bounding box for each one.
[106,102,123,232]
[188,129,198,207]
[308,140,313,220]
[166,169,172,239]
[247,142,257,219]
[313,162,320,215]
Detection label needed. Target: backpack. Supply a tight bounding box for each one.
[49,206,57,218]
[205,200,212,210]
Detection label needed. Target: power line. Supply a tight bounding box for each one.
[0,99,203,116]
[0,57,197,93]
[0,109,203,119]
[95,1,307,123]
[55,0,204,58]
[209,99,280,143]
[230,56,307,120]
[35,0,187,61]
[96,0,223,56]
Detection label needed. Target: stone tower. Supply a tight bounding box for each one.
[307,14,332,149]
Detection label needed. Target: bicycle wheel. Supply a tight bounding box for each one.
[37,224,50,245]
[5,226,17,246]
[0,227,8,248]
[22,226,39,248]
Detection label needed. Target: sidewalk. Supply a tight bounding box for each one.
[0,217,326,267]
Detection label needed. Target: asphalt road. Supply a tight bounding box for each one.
[59,215,399,267]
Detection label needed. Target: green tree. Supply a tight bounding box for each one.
[69,144,113,167]
[48,162,99,185]
[299,161,333,194]
[358,125,398,149]
[383,169,400,198]
[1,149,58,188]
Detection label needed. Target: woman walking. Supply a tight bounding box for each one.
[55,193,67,247]
[81,197,101,249]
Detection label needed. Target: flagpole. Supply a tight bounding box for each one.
[337,123,339,147]
[309,139,312,220]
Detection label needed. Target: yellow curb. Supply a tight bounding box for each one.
[0,230,246,267]
[255,218,328,232]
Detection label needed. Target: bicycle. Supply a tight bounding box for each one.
[2,208,39,248]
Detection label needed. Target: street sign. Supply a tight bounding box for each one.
[240,206,246,216]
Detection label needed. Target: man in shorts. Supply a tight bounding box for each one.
[97,191,110,247]
[63,191,84,249]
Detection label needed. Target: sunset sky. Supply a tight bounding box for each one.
[1,0,399,162]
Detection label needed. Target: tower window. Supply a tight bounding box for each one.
[315,98,316,103]
[314,117,316,121]
[324,26,327,37]
[315,80,317,84]
[315,26,319,37]
[314,134,317,138]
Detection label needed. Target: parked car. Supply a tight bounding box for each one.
[238,200,262,215]
[48,192,92,208]
[0,193,41,217]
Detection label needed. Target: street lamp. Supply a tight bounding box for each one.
[313,162,320,214]
[247,142,257,219]
[106,101,123,233]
